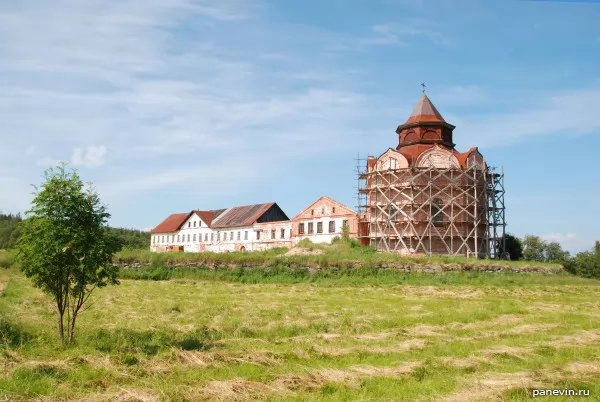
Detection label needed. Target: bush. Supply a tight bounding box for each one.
[562,241,600,279]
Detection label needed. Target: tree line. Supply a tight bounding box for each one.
[0,212,150,250]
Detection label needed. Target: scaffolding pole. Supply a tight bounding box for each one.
[357,159,504,258]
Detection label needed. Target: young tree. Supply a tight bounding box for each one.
[522,235,547,262]
[499,233,524,260]
[16,163,122,344]
[545,241,570,263]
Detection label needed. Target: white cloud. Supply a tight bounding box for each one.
[435,85,488,107]
[360,20,449,47]
[36,157,63,167]
[540,233,595,255]
[71,146,107,168]
[455,88,600,148]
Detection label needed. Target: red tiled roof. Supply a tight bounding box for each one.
[151,212,189,233]
[404,94,447,125]
[211,203,277,228]
[193,210,217,227]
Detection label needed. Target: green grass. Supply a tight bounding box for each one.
[114,242,562,271]
[1,252,598,401]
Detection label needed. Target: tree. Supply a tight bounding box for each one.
[16,163,122,344]
[545,241,570,263]
[499,233,523,260]
[341,221,350,242]
[563,241,600,278]
[522,235,547,262]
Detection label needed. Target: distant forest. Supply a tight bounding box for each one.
[0,212,150,250]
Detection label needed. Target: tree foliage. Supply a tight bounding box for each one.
[0,212,22,249]
[563,241,600,278]
[16,164,122,344]
[499,233,523,261]
[0,212,148,250]
[522,235,570,263]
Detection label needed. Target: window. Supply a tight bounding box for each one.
[188,222,191,228]
[271,230,275,239]
[321,207,325,215]
[317,222,323,234]
[308,222,314,234]
[329,221,335,233]
[198,221,201,227]
[237,231,241,240]
[342,220,349,231]
[193,234,196,242]
[298,223,305,234]
[387,204,398,228]
[256,231,261,240]
[205,233,208,242]
[280,229,285,239]
[332,207,336,213]
[224,232,228,241]
[187,234,190,242]
[217,232,220,241]
[244,231,248,240]
[177,235,180,242]
[162,236,165,243]
[432,198,444,226]
[311,209,314,216]
[198,233,202,243]
[231,232,234,241]
[193,221,196,228]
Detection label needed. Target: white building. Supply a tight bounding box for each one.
[150,203,291,253]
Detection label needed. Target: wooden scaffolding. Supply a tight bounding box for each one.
[356,156,506,258]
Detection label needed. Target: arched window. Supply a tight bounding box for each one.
[387,203,398,228]
[431,198,444,226]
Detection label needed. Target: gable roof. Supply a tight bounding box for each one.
[211,202,287,228]
[291,196,356,221]
[151,203,289,233]
[151,212,189,233]
[193,210,217,227]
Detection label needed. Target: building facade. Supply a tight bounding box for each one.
[358,93,505,257]
[150,197,359,253]
[291,196,358,244]
[150,203,292,253]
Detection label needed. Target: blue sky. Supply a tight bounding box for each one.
[0,0,599,253]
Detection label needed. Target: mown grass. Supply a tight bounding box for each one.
[1,251,599,401]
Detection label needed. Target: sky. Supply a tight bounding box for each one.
[0,0,599,254]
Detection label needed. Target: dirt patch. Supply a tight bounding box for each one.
[564,362,600,375]
[318,333,342,340]
[459,314,523,330]
[284,247,323,256]
[439,357,481,370]
[74,388,160,402]
[274,362,421,392]
[551,328,600,347]
[503,323,560,335]
[202,379,288,401]
[441,371,537,402]
[480,346,531,360]
[315,338,426,357]
[402,286,484,299]
[406,324,447,337]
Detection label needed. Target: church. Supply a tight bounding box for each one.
[357,90,505,257]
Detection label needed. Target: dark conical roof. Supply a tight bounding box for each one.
[404,94,447,124]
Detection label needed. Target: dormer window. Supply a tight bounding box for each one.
[193,221,196,228]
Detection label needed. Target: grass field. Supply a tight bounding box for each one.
[1,255,599,401]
